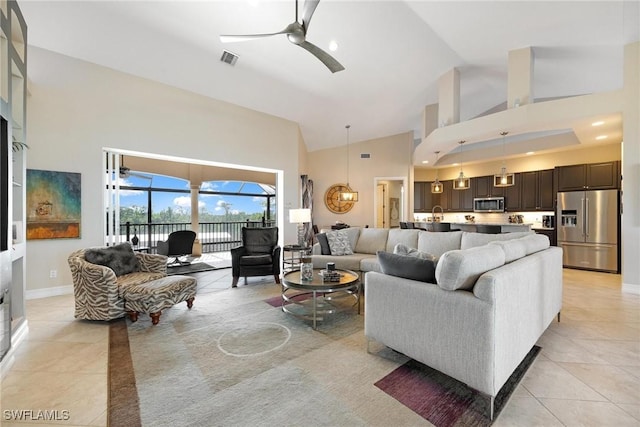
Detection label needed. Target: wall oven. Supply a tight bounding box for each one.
[473,197,505,213]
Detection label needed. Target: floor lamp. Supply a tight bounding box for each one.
[289,208,311,247]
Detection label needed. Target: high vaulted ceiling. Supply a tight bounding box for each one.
[20,1,639,162]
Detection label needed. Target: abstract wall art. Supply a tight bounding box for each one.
[26,169,81,239]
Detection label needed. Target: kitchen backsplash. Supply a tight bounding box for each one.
[413,211,554,229]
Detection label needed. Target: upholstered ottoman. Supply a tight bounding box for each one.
[123,275,197,325]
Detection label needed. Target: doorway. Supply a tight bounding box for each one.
[374,177,407,229]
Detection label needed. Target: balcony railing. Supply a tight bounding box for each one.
[121,219,276,253]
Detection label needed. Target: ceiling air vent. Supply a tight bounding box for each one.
[220,50,238,66]
[360,153,371,159]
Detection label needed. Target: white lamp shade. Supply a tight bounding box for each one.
[289,208,311,224]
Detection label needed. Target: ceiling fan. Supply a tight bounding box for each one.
[117,155,153,181]
[220,0,345,73]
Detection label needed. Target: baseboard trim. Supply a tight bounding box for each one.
[622,282,640,295]
[26,285,73,300]
[1,319,29,380]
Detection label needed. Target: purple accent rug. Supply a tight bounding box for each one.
[263,293,311,307]
[374,346,540,426]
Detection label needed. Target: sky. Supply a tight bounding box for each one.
[117,173,273,216]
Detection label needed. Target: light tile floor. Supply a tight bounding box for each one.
[1,268,638,426]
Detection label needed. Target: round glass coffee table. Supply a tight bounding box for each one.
[281,268,360,329]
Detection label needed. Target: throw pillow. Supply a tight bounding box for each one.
[85,242,141,277]
[316,233,331,255]
[393,243,437,262]
[326,230,354,255]
[377,251,436,283]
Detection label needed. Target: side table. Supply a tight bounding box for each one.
[282,244,311,272]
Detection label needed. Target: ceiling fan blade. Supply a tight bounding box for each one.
[298,40,345,73]
[220,24,296,43]
[301,0,320,30]
[130,172,153,180]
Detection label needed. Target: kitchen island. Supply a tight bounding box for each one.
[415,222,532,233]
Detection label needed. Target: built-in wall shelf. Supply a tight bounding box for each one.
[11,241,23,261]
[1,0,27,365]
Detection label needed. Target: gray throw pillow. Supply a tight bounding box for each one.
[377,251,436,283]
[316,233,331,255]
[85,242,141,277]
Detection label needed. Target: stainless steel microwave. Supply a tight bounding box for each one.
[473,197,505,213]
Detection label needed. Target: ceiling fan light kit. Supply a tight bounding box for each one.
[220,0,345,73]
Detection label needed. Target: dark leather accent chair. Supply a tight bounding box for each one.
[157,230,197,266]
[231,227,281,287]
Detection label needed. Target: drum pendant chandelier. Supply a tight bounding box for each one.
[339,124,358,202]
[454,141,470,190]
[494,131,515,187]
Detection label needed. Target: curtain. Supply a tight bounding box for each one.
[301,174,314,246]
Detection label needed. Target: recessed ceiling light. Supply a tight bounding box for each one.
[526,151,535,155]
[421,160,429,164]
[329,40,338,52]
[596,135,608,140]
[452,163,459,166]
[591,120,605,126]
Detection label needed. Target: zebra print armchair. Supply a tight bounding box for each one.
[68,246,167,321]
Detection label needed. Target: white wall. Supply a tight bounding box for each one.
[25,47,304,294]
[307,132,414,230]
[622,41,640,294]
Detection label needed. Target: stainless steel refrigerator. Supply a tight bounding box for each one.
[557,189,619,273]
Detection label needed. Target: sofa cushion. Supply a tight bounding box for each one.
[435,245,506,291]
[385,229,420,252]
[417,230,463,258]
[488,238,527,263]
[460,231,533,250]
[355,228,389,254]
[311,254,373,271]
[522,233,550,255]
[85,243,141,277]
[360,256,383,273]
[316,233,331,255]
[377,251,436,283]
[326,230,354,255]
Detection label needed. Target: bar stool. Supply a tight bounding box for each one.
[476,224,502,234]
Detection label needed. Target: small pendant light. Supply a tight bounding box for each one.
[339,124,358,202]
[494,131,515,187]
[431,151,443,193]
[454,140,470,190]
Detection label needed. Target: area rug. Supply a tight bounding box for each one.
[108,283,540,426]
[108,318,141,427]
[374,346,541,427]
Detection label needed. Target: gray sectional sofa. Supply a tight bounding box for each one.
[311,227,563,418]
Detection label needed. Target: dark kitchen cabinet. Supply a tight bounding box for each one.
[439,180,452,211]
[534,229,556,246]
[443,180,473,212]
[503,173,521,211]
[521,169,554,211]
[414,182,440,212]
[473,175,503,198]
[556,161,620,191]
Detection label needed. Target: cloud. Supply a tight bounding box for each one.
[174,196,204,209]
[200,182,218,191]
